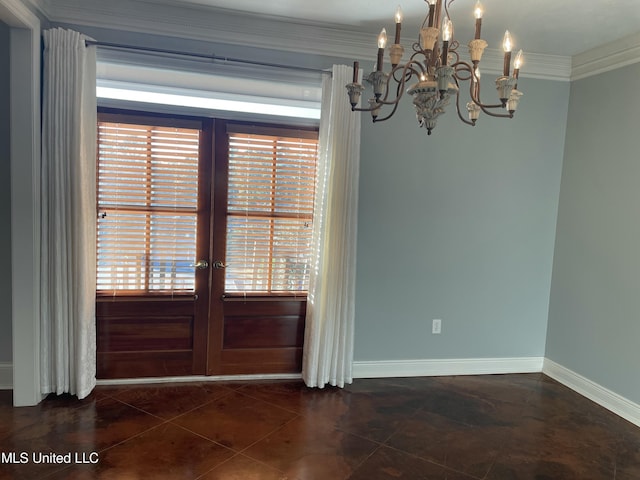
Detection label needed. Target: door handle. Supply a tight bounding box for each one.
[213,260,226,269]
[192,260,209,270]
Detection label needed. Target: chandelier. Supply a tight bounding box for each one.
[346,0,524,135]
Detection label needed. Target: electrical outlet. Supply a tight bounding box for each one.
[432,319,442,334]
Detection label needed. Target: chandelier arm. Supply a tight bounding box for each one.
[391,65,407,84]
[349,105,378,113]
[470,74,505,109]
[392,58,424,84]
[372,60,424,108]
[454,90,475,126]
[395,74,406,99]
[451,61,474,81]
[409,49,430,72]
[477,103,513,118]
[370,97,403,123]
[371,59,427,120]
[445,0,455,20]
[451,75,473,125]
[475,99,507,109]
[375,75,406,107]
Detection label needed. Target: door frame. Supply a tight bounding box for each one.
[2,0,43,406]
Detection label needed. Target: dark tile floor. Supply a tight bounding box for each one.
[1,373,639,479]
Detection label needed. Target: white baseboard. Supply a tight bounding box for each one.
[543,359,640,428]
[0,362,12,390]
[7,356,639,428]
[96,372,302,386]
[353,357,545,379]
[97,357,545,387]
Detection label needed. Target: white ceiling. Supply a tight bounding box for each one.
[136,0,640,57]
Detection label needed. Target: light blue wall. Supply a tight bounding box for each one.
[355,77,569,361]
[52,22,573,367]
[546,62,640,403]
[0,21,12,363]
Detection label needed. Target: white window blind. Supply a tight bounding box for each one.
[225,130,319,294]
[96,120,200,293]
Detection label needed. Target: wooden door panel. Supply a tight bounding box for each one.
[223,316,304,349]
[97,317,193,351]
[218,348,303,375]
[96,298,199,378]
[211,298,305,374]
[97,351,193,379]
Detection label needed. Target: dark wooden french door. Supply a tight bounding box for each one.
[96,111,307,379]
[206,121,307,375]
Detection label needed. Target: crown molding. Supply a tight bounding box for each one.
[23,0,640,81]
[45,0,375,59]
[43,0,571,81]
[0,0,41,27]
[571,31,640,81]
[18,0,640,82]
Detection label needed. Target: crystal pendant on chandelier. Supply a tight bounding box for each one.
[345,0,525,136]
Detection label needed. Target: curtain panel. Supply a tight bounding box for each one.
[40,28,97,399]
[303,64,362,388]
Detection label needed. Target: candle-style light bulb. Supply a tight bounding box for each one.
[502,30,513,76]
[502,30,513,52]
[441,18,453,66]
[473,0,483,39]
[376,28,387,71]
[442,18,453,42]
[394,6,403,44]
[378,28,388,49]
[474,0,484,19]
[513,49,524,70]
[395,5,403,24]
[513,49,523,83]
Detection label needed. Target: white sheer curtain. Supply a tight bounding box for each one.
[303,64,361,388]
[40,28,97,399]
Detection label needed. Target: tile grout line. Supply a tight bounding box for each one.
[192,452,242,480]
[168,420,243,453]
[151,387,238,423]
[238,412,302,456]
[348,444,384,478]
[198,451,292,480]
[379,443,485,480]
[233,385,317,417]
